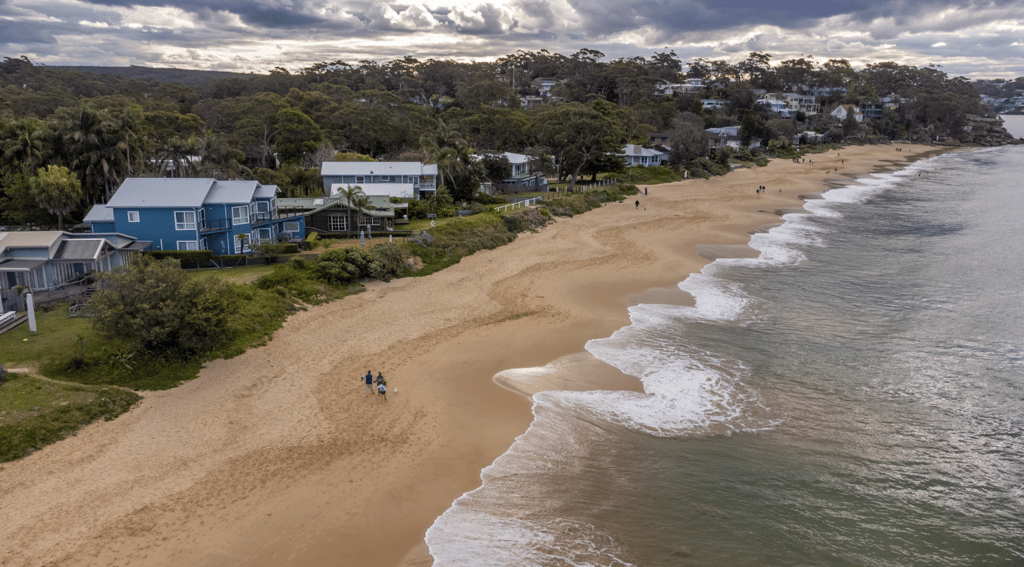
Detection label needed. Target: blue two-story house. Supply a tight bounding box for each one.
[84,178,304,255]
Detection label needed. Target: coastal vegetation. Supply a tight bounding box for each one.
[1,52,1013,229]
[0,45,1013,460]
[0,182,634,459]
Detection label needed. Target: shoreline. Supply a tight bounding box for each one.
[0,144,951,567]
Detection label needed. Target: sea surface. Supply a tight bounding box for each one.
[426,144,1024,566]
[1000,114,1024,139]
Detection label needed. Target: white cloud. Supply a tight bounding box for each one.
[366,1,439,31]
[448,3,515,33]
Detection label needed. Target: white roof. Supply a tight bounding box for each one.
[321,161,437,176]
[330,183,418,199]
[620,144,666,157]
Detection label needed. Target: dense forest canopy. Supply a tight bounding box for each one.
[0,50,999,228]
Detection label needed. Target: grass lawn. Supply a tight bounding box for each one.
[187,263,278,285]
[0,371,141,463]
[0,304,95,369]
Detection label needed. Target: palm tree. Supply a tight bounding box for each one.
[336,184,366,236]
[157,136,200,178]
[53,103,127,202]
[1,118,49,178]
[195,132,245,180]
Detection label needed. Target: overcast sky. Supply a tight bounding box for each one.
[1,0,1022,78]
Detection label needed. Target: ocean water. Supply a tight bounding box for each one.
[1000,115,1024,140]
[426,145,1024,566]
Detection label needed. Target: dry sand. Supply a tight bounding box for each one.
[0,144,946,567]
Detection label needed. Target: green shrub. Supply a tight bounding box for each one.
[317,247,372,284]
[609,166,683,185]
[90,256,233,356]
[368,243,406,282]
[146,250,214,268]
[305,232,321,249]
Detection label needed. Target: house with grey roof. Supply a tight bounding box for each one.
[84,178,304,255]
[0,231,148,311]
[321,162,439,200]
[278,195,396,237]
[617,144,668,167]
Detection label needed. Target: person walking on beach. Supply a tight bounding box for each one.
[364,370,374,397]
[635,199,639,209]
[377,381,387,401]
[644,187,648,195]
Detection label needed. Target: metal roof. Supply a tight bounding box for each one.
[254,184,279,199]
[0,231,64,252]
[0,258,46,271]
[203,180,259,204]
[320,161,438,176]
[54,239,105,261]
[83,204,115,223]
[107,178,215,208]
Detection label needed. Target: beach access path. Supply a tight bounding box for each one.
[0,144,947,567]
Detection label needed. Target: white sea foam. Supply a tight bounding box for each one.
[427,155,954,565]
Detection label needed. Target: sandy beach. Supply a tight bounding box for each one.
[0,144,945,567]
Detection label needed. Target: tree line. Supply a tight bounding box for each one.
[0,51,992,228]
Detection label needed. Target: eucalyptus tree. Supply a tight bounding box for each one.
[529,101,624,191]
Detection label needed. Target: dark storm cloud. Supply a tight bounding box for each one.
[566,0,1023,37]
[232,5,330,28]
[0,22,58,45]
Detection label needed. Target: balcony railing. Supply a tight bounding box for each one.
[199,218,232,232]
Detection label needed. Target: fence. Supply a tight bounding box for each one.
[493,196,544,213]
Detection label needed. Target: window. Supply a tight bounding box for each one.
[256,228,272,243]
[233,234,245,254]
[380,175,390,181]
[174,211,196,231]
[232,206,248,225]
[360,217,382,227]
[283,221,301,233]
[177,240,198,251]
[127,211,140,223]
[355,176,365,184]
[328,216,347,231]
[200,237,208,250]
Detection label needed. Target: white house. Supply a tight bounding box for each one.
[831,104,864,123]
[701,99,727,110]
[656,78,706,96]
[765,92,820,115]
[757,98,796,117]
[618,144,668,167]
[321,161,439,200]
